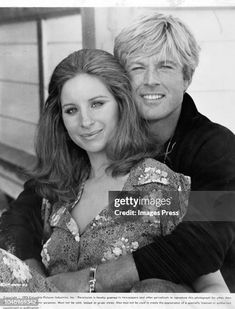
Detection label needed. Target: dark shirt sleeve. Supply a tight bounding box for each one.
[133,125,235,285]
[133,221,234,284]
[0,180,43,261]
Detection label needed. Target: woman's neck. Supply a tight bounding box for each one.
[87,152,110,179]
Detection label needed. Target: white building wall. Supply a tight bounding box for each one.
[0,21,39,155]
[0,12,82,198]
[0,14,82,156]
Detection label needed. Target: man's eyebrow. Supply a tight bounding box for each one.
[128,60,145,66]
[128,59,177,67]
[158,60,177,65]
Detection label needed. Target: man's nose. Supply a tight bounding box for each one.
[80,109,94,128]
[144,68,160,85]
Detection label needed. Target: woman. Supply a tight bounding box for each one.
[0,49,228,292]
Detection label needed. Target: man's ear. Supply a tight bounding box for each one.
[184,77,192,92]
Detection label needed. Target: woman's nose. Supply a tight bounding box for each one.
[80,109,94,128]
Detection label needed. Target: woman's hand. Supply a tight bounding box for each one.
[46,268,90,292]
[24,258,47,277]
[46,254,139,292]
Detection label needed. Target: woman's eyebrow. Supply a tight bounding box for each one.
[61,103,75,107]
[62,95,109,106]
[88,95,109,101]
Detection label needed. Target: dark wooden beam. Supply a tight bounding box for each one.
[81,8,96,49]
[0,8,81,24]
[37,19,45,113]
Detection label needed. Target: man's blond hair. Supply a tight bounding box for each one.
[114,12,200,81]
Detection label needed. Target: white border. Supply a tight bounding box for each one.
[0,0,235,8]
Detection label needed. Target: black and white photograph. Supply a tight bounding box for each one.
[0,1,234,307]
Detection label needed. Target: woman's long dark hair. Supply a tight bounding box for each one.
[30,49,159,202]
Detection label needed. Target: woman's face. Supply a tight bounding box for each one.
[61,73,119,156]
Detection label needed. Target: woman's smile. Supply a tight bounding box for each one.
[80,129,103,139]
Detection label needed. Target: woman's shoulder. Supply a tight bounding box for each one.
[138,158,173,172]
[131,158,191,191]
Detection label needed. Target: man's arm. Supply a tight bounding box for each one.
[131,124,235,287]
[47,219,234,292]
[133,221,234,284]
[48,218,234,292]
[0,180,43,261]
[94,222,233,291]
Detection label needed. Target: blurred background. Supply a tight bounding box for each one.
[0,5,235,210]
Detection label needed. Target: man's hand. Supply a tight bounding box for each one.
[46,268,90,292]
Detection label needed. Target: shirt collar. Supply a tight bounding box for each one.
[171,92,199,144]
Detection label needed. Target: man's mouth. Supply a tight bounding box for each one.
[142,94,165,100]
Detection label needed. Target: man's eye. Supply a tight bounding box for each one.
[64,107,77,115]
[91,102,104,108]
[160,65,173,69]
[130,66,144,71]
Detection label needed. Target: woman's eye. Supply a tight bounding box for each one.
[64,107,77,115]
[91,101,104,108]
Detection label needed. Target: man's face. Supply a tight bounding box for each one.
[126,54,190,121]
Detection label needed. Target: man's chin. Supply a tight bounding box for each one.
[139,107,164,121]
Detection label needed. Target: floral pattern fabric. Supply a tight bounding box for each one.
[41,158,190,274]
[0,248,58,292]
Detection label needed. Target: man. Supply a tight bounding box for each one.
[111,12,235,291]
[1,12,235,292]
